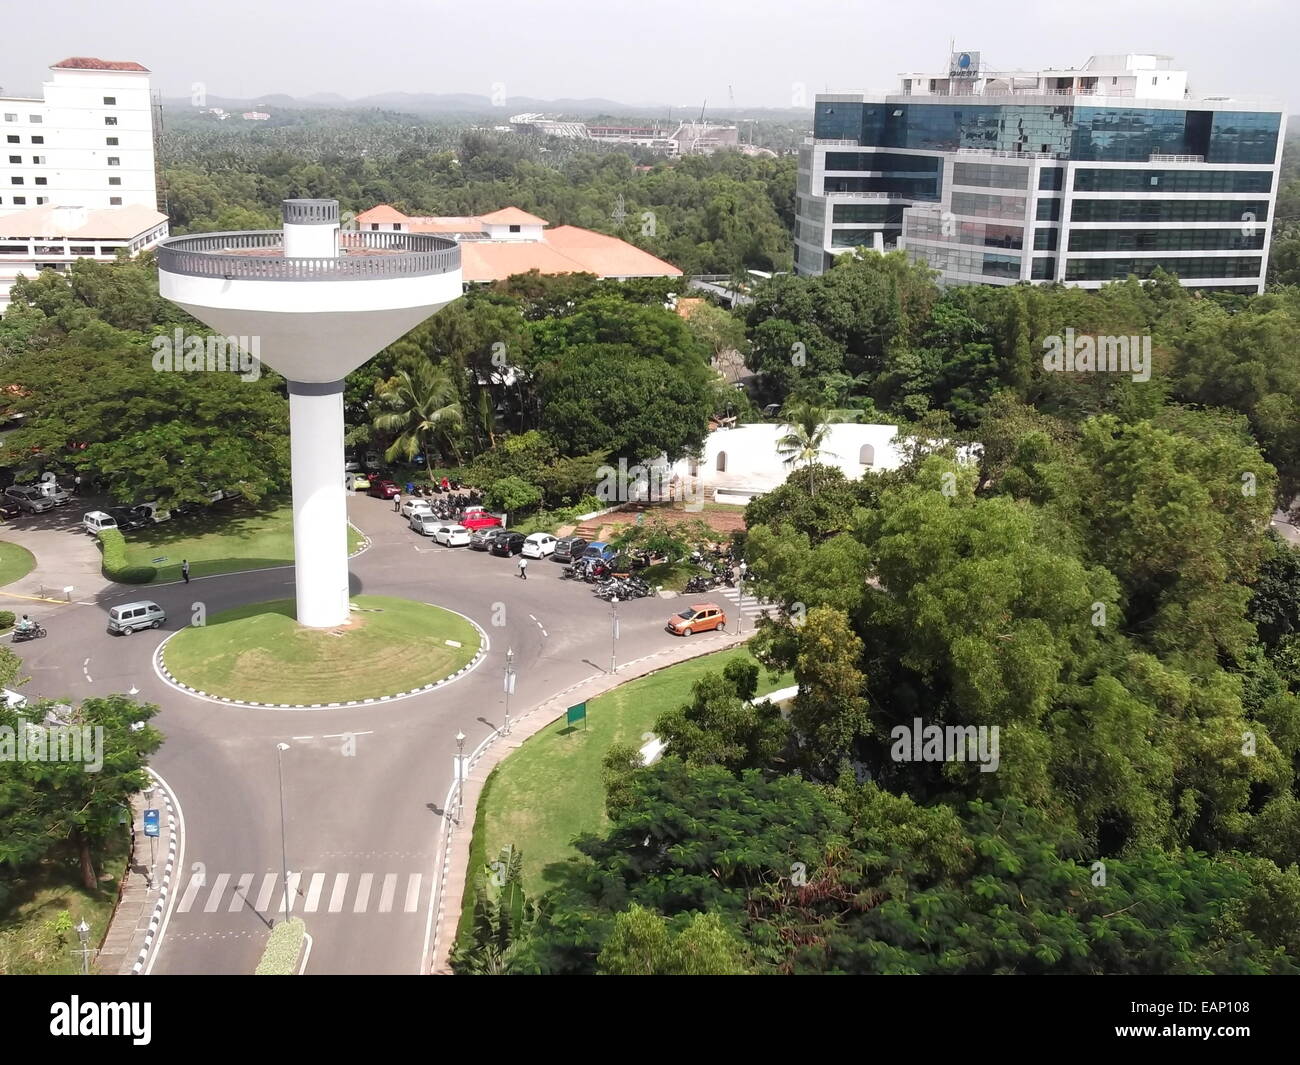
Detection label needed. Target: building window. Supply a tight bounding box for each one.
[109,196,122,205]
[106,137,118,146]
[7,156,19,164]
[859,444,876,468]
[2,114,15,122]
[103,96,116,105]
[28,115,42,123]
[32,155,45,164]
[35,196,47,204]
[370,223,379,230]
[6,136,18,144]
[70,245,95,255]
[716,451,727,472]
[13,196,25,204]
[108,177,121,185]
[31,136,43,144]
[10,177,23,185]
[105,117,118,126]
[509,224,521,232]
[107,157,120,165]
[34,177,46,185]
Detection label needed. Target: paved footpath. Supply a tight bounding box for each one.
[98,774,180,974]
[429,626,750,973]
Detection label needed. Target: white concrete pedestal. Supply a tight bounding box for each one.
[288,381,350,627]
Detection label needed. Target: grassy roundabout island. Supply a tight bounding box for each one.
[162,595,481,705]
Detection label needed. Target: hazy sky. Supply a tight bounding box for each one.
[5,0,1297,112]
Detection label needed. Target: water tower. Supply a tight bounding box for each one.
[156,199,462,627]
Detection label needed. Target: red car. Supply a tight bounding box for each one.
[367,479,401,500]
[458,505,502,531]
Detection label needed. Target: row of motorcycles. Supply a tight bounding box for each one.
[560,553,655,599]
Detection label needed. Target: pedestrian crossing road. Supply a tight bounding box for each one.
[174,870,428,916]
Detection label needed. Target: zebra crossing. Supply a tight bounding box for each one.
[719,585,774,620]
[174,870,428,917]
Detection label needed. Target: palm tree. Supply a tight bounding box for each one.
[372,361,464,469]
[775,402,840,496]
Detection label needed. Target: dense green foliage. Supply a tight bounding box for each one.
[97,528,156,584]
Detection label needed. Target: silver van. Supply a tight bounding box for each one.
[108,600,166,635]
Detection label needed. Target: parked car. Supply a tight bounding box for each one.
[552,536,588,563]
[490,531,527,557]
[410,512,441,536]
[34,481,72,506]
[343,459,362,473]
[109,506,146,532]
[131,502,171,524]
[0,500,22,521]
[367,479,401,500]
[107,600,166,635]
[581,541,616,563]
[4,486,54,513]
[433,523,471,547]
[470,526,509,551]
[349,472,373,491]
[400,498,433,520]
[521,533,557,559]
[82,510,118,535]
[460,510,503,532]
[666,603,726,636]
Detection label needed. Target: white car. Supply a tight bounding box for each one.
[401,498,433,520]
[433,523,470,547]
[521,533,557,559]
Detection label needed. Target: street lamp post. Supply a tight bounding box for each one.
[736,575,744,636]
[275,742,291,927]
[455,730,466,824]
[610,597,620,674]
[503,647,516,735]
[74,918,91,974]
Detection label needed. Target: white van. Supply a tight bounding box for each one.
[82,510,118,535]
[107,600,166,635]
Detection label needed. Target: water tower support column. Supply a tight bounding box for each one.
[288,379,350,627]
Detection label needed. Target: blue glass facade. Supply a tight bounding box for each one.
[813,101,1280,164]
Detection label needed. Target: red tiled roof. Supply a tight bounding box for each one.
[353,204,407,225]
[542,225,682,278]
[52,57,150,72]
[479,207,548,227]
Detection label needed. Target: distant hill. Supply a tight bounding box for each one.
[162,89,811,121]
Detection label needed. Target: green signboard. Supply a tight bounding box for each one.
[566,702,587,729]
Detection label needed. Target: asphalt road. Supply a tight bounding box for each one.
[13,494,747,974]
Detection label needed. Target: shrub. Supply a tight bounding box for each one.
[487,476,543,516]
[0,611,13,631]
[97,529,156,584]
[255,917,305,975]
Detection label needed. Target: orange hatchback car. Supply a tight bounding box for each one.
[666,603,726,636]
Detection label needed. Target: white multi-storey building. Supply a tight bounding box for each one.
[0,57,164,310]
[796,53,1286,293]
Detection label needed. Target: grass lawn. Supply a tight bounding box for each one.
[459,644,793,937]
[0,831,128,975]
[0,541,36,588]
[162,594,480,704]
[121,499,363,583]
[641,560,705,592]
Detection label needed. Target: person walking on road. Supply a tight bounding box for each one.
[181,559,190,584]
[518,556,528,580]
[73,474,82,496]
[393,492,402,513]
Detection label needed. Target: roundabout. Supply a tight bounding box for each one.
[158,594,484,707]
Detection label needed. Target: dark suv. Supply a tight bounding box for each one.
[553,536,588,562]
[490,531,527,557]
[470,526,509,551]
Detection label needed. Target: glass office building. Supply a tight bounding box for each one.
[795,53,1286,292]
